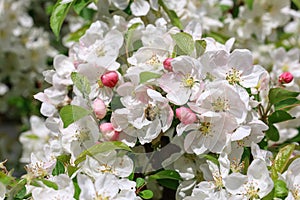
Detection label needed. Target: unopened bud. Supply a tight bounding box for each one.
[99,123,119,141]
[163,58,173,72]
[92,98,107,119]
[100,71,119,88]
[279,72,293,84]
[176,106,197,125]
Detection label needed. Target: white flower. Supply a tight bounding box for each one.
[158,56,204,105]
[283,158,300,200]
[130,0,150,16]
[31,174,75,200]
[0,182,5,200]
[224,159,273,199]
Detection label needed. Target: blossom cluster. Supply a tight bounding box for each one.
[1,0,300,199]
[0,0,55,118]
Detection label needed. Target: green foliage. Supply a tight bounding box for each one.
[245,0,254,10]
[138,189,153,199]
[59,105,92,128]
[265,124,280,142]
[268,110,294,124]
[158,0,183,29]
[274,179,288,199]
[274,98,300,111]
[73,0,94,14]
[74,141,131,165]
[171,32,195,56]
[273,144,295,174]
[268,88,299,105]
[136,177,145,188]
[71,72,91,99]
[149,170,182,181]
[139,72,161,83]
[39,179,59,190]
[52,160,65,176]
[50,0,74,39]
[195,40,207,57]
[66,23,91,42]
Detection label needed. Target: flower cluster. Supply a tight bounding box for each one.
[1,0,300,199]
[0,0,56,118]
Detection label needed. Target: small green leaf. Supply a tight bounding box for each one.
[66,24,90,42]
[274,98,300,111]
[158,0,183,29]
[73,177,81,200]
[74,141,131,165]
[40,179,59,190]
[274,179,288,199]
[195,40,206,57]
[157,179,179,190]
[273,144,295,174]
[125,23,143,53]
[268,88,299,105]
[245,0,254,10]
[171,32,195,55]
[0,171,15,185]
[138,190,153,199]
[140,72,161,83]
[292,0,300,9]
[50,0,73,39]
[266,124,280,142]
[136,177,145,188]
[71,72,91,98]
[68,165,79,177]
[52,160,65,176]
[268,110,294,124]
[73,0,93,14]
[25,134,39,140]
[203,154,219,166]
[59,105,92,128]
[14,186,26,199]
[149,170,182,181]
[57,154,71,164]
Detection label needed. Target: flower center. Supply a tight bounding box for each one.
[292,184,300,200]
[146,55,160,66]
[75,129,90,143]
[226,68,241,84]
[282,64,289,72]
[212,97,229,112]
[95,193,110,200]
[98,164,114,174]
[199,122,212,136]
[212,171,223,190]
[144,104,159,121]
[244,182,260,200]
[183,74,195,88]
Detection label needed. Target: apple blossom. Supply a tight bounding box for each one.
[163,57,173,71]
[100,71,119,88]
[176,106,197,125]
[279,72,294,84]
[99,122,120,141]
[92,98,107,119]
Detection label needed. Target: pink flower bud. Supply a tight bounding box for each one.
[176,107,197,125]
[92,98,107,119]
[279,72,293,84]
[163,58,173,71]
[99,123,119,141]
[100,71,119,88]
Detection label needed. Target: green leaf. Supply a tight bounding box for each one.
[262,189,274,200]
[245,0,254,10]
[40,179,59,190]
[50,0,73,39]
[157,179,179,190]
[66,24,90,42]
[266,124,280,142]
[139,71,161,83]
[268,110,294,124]
[79,7,96,20]
[8,179,27,200]
[273,144,295,174]
[14,186,26,199]
[0,171,15,185]
[68,165,79,177]
[268,88,299,105]
[149,170,182,181]
[292,0,300,9]
[204,154,219,166]
[171,32,195,55]
[73,177,81,200]
[136,177,145,188]
[274,179,288,199]
[274,98,300,111]
[158,0,183,29]
[195,40,206,57]
[52,160,65,176]
[71,72,91,98]
[138,190,153,199]
[59,105,92,128]
[74,141,131,165]
[57,154,71,164]
[241,147,251,174]
[125,23,143,53]
[25,134,39,140]
[73,0,93,14]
